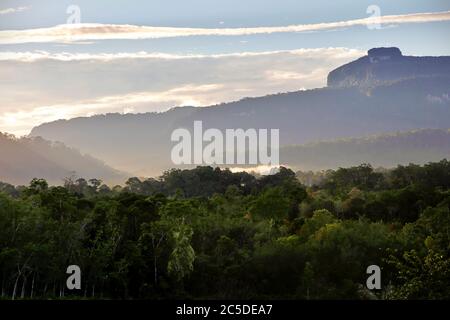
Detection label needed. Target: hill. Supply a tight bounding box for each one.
[0,133,127,185]
[281,129,450,171]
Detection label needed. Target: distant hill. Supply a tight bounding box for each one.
[281,129,450,171]
[30,48,450,176]
[0,133,127,185]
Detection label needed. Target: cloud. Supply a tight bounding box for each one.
[0,47,361,62]
[0,47,364,136]
[0,6,31,15]
[0,83,225,135]
[0,10,449,44]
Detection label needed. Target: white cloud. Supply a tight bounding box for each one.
[0,47,364,136]
[0,83,226,136]
[0,10,449,44]
[0,47,362,62]
[0,6,31,15]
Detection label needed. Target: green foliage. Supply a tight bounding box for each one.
[167,224,195,282]
[386,249,450,299]
[322,164,384,193]
[250,187,290,220]
[298,209,337,240]
[0,161,449,299]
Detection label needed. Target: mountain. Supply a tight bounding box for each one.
[30,48,450,176]
[281,129,450,171]
[0,133,127,185]
[327,47,450,88]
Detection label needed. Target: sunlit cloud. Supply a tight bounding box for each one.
[0,48,362,62]
[0,47,364,136]
[0,10,449,44]
[0,6,31,15]
[0,84,225,136]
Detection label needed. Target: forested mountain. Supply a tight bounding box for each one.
[0,133,127,185]
[30,48,450,176]
[281,129,450,171]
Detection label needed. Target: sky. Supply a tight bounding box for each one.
[1,0,449,136]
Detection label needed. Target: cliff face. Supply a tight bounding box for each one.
[327,47,450,88]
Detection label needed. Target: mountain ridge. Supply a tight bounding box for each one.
[281,128,450,171]
[29,48,450,176]
[327,47,450,88]
[0,133,127,185]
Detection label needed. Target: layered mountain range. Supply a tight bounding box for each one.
[26,48,450,178]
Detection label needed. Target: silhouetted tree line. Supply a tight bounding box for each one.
[0,160,449,299]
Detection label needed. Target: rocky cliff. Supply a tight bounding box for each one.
[327,47,450,88]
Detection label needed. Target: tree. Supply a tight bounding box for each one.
[27,178,48,195]
[250,187,290,220]
[89,179,103,192]
[139,219,171,286]
[168,224,195,282]
[387,249,450,299]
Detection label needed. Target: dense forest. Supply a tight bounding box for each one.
[0,161,449,300]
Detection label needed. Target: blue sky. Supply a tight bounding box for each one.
[2,0,450,27]
[0,0,449,135]
[1,0,450,55]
